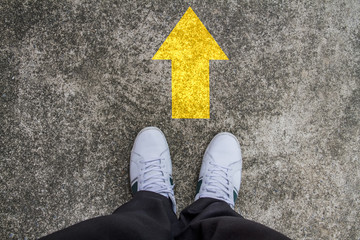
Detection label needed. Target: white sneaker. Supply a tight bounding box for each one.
[195,132,242,209]
[130,127,176,212]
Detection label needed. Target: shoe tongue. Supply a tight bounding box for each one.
[144,159,163,181]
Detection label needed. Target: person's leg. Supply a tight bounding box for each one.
[39,127,177,240]
[174,197,289,240]
[173,132,290,240]
[40,191,176,240]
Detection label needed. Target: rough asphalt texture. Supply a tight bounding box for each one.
[1,1,359,239]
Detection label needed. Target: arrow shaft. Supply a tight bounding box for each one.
[172,59,210,118]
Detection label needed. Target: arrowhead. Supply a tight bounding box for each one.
[153,7,228,61]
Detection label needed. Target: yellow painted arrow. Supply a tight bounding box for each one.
[153,7,228,119]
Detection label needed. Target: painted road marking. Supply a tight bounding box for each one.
[153,7,228,119]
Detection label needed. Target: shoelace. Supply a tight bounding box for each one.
[140,158,174,196]
[200,161,232,204]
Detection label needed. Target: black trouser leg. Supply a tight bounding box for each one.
[173,198,291,240]
[39,191,177,240]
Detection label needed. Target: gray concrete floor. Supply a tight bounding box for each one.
[1,0,359,239]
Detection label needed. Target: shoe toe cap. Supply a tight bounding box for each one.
[207,132,242,166]
[132,127,169,158]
